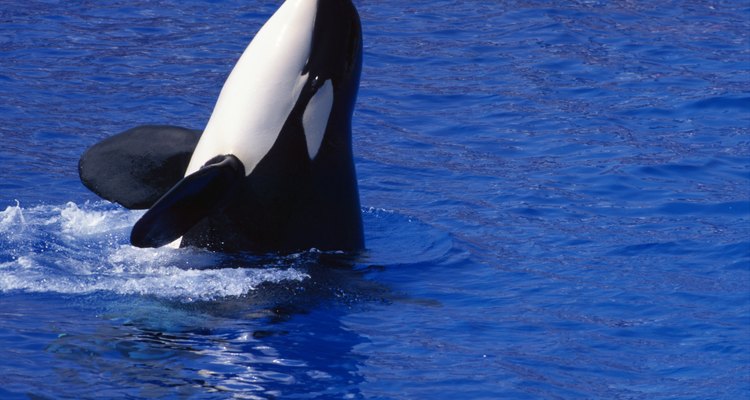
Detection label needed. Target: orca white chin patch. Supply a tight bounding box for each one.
[303,79,333,160]
[185,0,319,176]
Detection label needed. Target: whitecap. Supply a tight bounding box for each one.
[0,202,308,301]
[0,200,26,235]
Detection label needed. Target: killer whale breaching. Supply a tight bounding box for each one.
[78,0,364,253]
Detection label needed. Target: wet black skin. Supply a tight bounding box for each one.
[79,0,365,253]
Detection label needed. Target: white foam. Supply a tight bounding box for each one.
[0,202,309,301]
[60,201,114,236]
[0,200,26,234]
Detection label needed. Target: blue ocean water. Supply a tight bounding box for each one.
[1,0,749,398]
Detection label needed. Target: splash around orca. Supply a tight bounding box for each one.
[79,0,364,254]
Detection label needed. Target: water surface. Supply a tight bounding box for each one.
[1,1,749,399]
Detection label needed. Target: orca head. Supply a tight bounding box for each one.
[186,0,363,176]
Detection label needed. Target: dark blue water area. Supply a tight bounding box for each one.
[1,0,749,399]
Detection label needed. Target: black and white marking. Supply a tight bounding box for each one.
[79,0,364,253]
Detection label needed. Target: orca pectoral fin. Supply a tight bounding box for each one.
[79,125,202,209]
[130,155,245,248]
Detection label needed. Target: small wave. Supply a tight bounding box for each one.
[362,206,453,266]
[0,200,26,234]
[0,202,308,301]
[0,202,451,302]
[686,96,750,110]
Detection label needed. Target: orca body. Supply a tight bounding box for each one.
[79,0,364,253]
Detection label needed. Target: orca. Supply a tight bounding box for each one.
[79,0,364,253]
